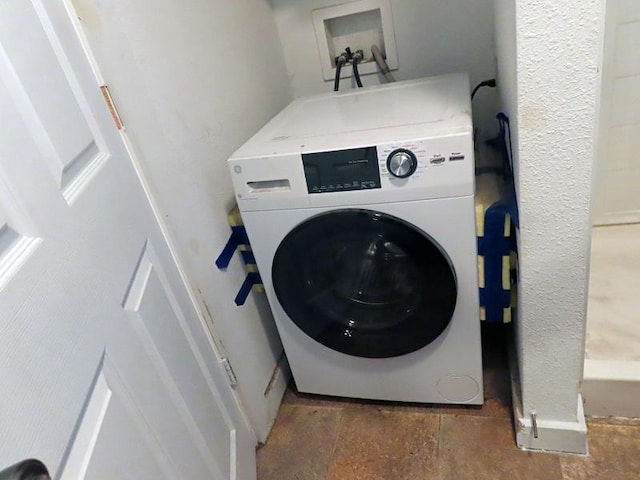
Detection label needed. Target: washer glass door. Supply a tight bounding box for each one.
[272,209,457,358]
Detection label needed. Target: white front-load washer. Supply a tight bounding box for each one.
[228,73,483,404]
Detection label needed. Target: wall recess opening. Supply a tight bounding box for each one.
[312,0,398,82]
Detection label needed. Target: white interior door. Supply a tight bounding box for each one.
[0,1,255,479]
[593,0,640,225]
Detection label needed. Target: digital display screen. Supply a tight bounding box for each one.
[334,159,369,172]
[302,147,381,194]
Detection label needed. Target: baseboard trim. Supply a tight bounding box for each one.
[257,354,291,443]
[583,358,640,418]
[509,346,588,454]
[592,211,640,226]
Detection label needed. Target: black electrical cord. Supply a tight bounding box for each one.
[471,79,497,99]
[334,56,347,92]
[352,51,364,88]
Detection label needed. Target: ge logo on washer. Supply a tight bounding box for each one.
[233,165,242,174]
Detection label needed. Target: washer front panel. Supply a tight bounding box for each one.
[272,209,457,358]
[240,196,482,404]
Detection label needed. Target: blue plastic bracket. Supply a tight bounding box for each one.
[234,272,262,306]
[215,226,250,270]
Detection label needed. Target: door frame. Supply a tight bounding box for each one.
[592,0,640,225]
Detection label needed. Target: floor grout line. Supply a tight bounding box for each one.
[435,413,445,480]
[323,406,345,480]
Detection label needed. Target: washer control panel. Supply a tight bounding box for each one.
[232,133,472,211]
[377,138,468,183]
[298,136,470,196]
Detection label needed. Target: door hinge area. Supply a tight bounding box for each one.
[219,357,237,387]
[99,85,124,130]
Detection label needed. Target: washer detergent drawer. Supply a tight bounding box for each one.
[228,153,310,212]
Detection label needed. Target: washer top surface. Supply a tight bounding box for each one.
[231,73,472,159]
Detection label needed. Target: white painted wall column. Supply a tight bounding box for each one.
[494,0,604,453]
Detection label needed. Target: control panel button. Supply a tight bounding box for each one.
[386,149,418,178]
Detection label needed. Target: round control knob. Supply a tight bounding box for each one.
[386,149,418,178]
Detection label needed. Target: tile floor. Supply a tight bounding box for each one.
[257,325,640,480]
